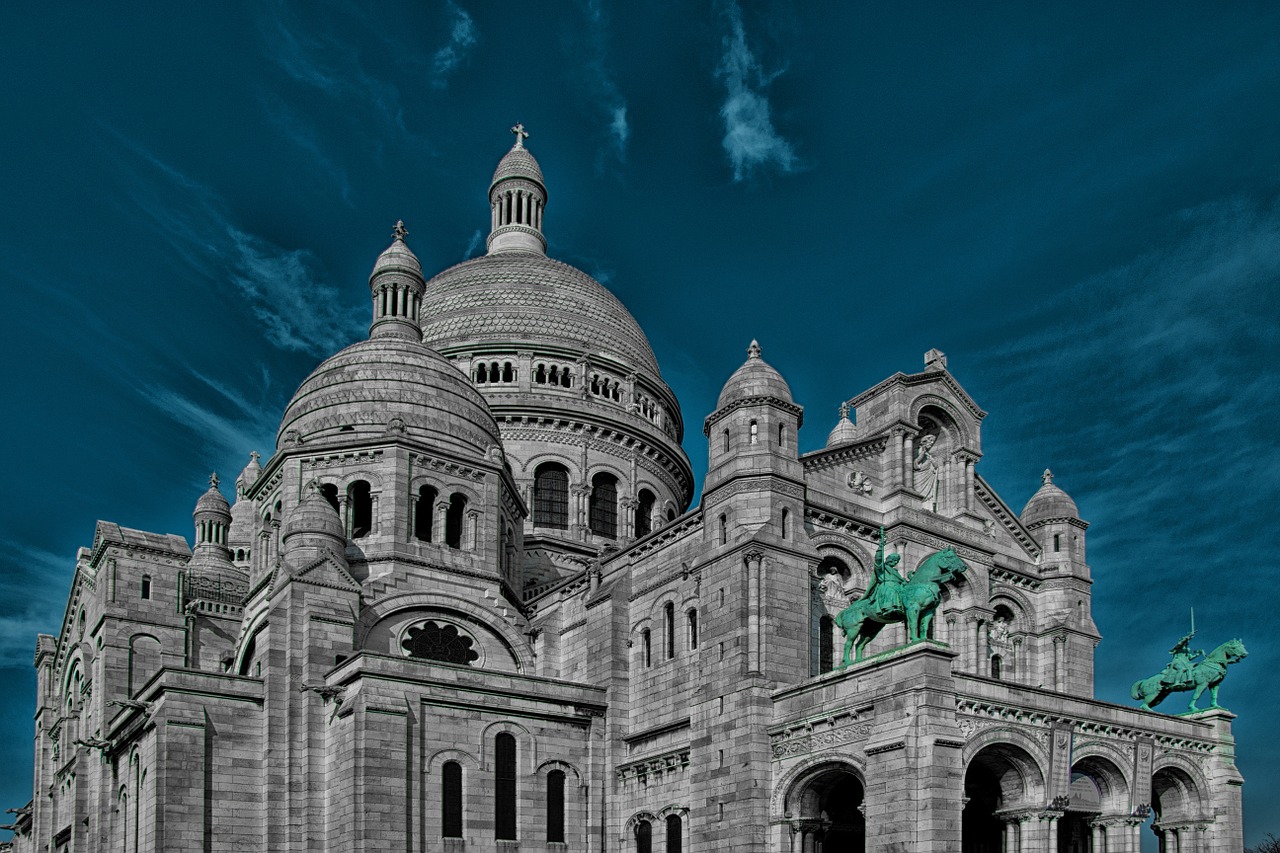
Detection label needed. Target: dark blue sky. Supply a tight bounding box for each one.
[2,2,1277,845]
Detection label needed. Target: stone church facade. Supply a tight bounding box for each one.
[6,134,1244,852]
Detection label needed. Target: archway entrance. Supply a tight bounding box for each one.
[789,765,865,853]
[962,743,1045,853]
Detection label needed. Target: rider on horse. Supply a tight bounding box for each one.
[862,527,906,612]
[1160,631,1204,688]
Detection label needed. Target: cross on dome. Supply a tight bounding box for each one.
[1042,469,1054,485]
[510,122,529,148]
[747,339,762,359]
[392,220,408,241]
[209,472,220,489]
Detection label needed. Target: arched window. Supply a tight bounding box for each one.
[722,429,729,453]
[533,464,570,530]
[561,368,572,388]
[819,615,835,674]
[635,819,652,853]
[495,732,517,840]
[502,362,514,383]
[749,420,758,444]
[666,507,676,523]
[445,493,467,549]
[319,483,339,513]
[778,422,786,447]
[140,575,151,600]
[476,363,488,383]
[780,507,789,539]
[535,364,547,384]
[641,629,651,668]
[666,814,682,853]
[687,609,698,651]
[546,769,565,843]
[589,473,618,539]
[348,481,372,538]
[664,602,675,659]
[718,514,727,546]
[442,760,463,837]
[991,655,1003,680]
[415,485,437,542]
[635,489,655,538]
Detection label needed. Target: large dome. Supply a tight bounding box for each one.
[420,252,663,378]
[277,336,501,459]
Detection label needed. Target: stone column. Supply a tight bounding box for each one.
[965,459,975,511]
[745,550,764,673]
[1090,822,1104,852]
[893,429,906,490]
[903,433,915,491]
[434,501,450,544]
[464,509,480,551]
[1053,633,1067,692]
[1011,637,1024,684]
[1044,813,1059,850]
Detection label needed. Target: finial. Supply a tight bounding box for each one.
[747,339,761,359]
[1042,469,1054,485]
[392,220,408,242]
[209,472,220,489]
[838,401,850,420]
[249,451,260,464]
[510,122,529,149]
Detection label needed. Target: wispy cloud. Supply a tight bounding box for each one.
[432,2,479,89]
[260,3,406,134]
[580,0,630,166]
[0,542,76,668]
[256,92,353,204]
[138,367,279,462]
[108,132,365,359]
[464,228,483,259]
[715,1,798,181]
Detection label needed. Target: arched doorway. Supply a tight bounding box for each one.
[788,763,866,853]
[962,742,1046,853]
[1151,766,1205,852]
[1068,755,1132,852]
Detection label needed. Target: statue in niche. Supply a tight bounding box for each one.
[834,527,969,664]
[989,615,1012,648]
[1131,630,1248,713]
[914,433,940,511]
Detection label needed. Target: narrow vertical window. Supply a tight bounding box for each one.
[635,489,655,538]
[718,514,727,546]
[642,629,651,668]
[495,733,517,840]
[415,485,437,542]
[722,429,729,453]
[349,480,373,539]
[778,422,786,447]
[546,769,565,843]
[533,464,570,530]
[446,494,467,548]
[442,761,463,837]
[749,420,758,444]
[687,609,698,650]
[1054,533,1061,552]
[140,575,151,600]
[635,820,652,853]
[991,655,1003,680]
[664,602,675,659]
[666,815,682,853]
[588,473,618,539]
[819,615,834,674]
[780,507,789,539]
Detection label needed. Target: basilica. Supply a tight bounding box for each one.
[6,131,1244,852]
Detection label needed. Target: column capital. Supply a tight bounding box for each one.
[744,548,766,564]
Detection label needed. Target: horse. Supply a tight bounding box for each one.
[834,547,969,666]
[1131,638,1248,713]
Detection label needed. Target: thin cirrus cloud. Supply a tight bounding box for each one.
[715,1,797,182]
[137,367,280,464]
[580,0,629,165]
[108,132,366,360]
[0,541,78,669]
[431,2,479,89]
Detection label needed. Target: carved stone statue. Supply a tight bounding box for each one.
[914,434,939,511]
[1131,636,1248,712]
[834,527,968,665]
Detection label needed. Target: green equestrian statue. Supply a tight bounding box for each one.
[834,527,969,665]
[1131,632,1247,713]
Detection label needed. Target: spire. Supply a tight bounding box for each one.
[488,124,548,255]
[369,220,426,340]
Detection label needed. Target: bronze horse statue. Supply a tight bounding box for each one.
[834,547,969,665]
[1131,638,1247,712]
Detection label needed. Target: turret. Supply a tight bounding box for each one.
[1020,469,1088,570]
[702,340,804,543]
[369,221,426,340]
[487,123,548,255]
[228,451,261,571]
[189,473,241,579]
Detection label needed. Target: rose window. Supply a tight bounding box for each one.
[401,621,479,666]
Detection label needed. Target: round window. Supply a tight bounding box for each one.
[400,620,480,666]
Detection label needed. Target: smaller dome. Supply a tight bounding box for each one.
[283,480,345,543]
[194,474,231,519]
[491,145,546,191]
[717,340,793,409]
[371,221,423,280]
[235,452,262,497]
[1020,469,1080,525]
[827,404,856,447]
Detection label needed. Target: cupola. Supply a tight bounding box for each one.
[1020,469,1080,526]
[826,402,857,447]
[189,473,240,575]
[369,221,426,340]
[281,479,348,563]
[487,123,548,255]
